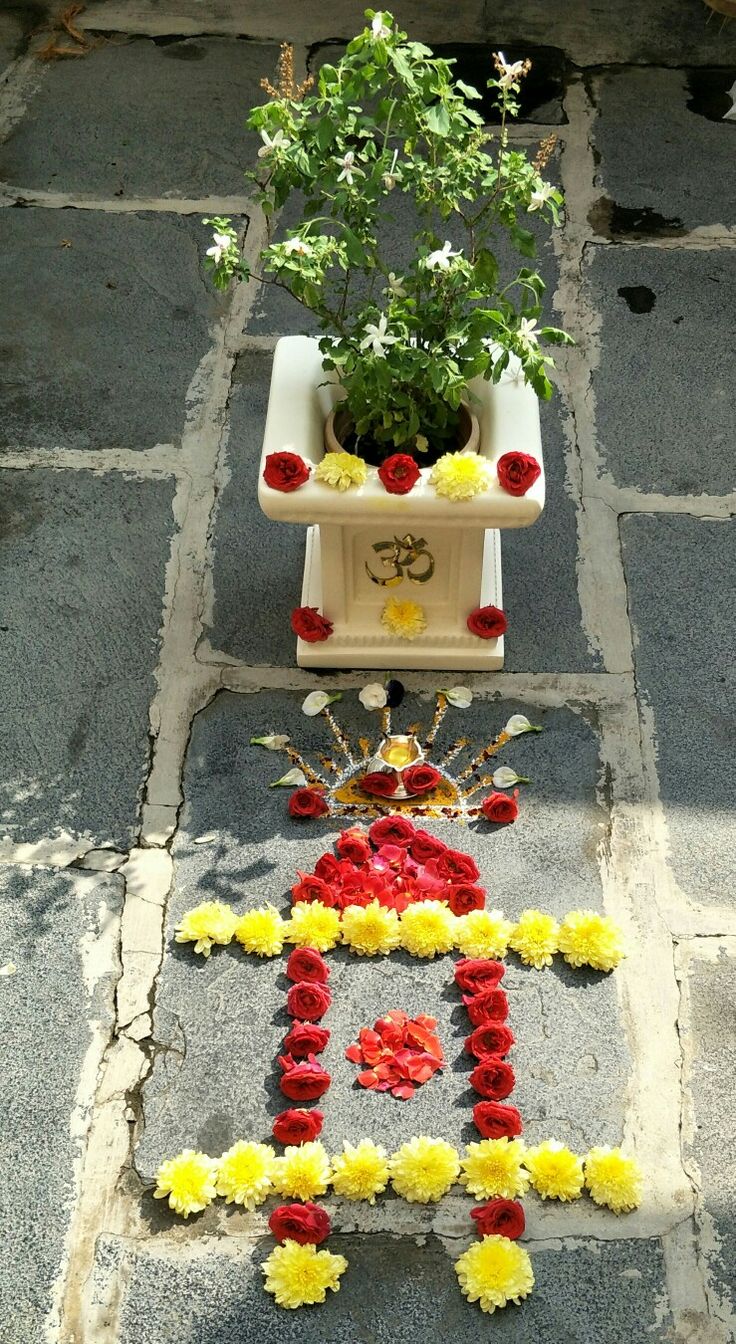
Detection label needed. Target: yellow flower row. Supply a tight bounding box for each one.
[175,898,624,972]
[314,449,492,502]
[154,1137,642,1219]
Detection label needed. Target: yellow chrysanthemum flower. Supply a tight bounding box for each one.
[262,1240,348,1309]
[584,1146,642,1214]
[331,1140,390,1203]
[525,1140,584,1201]
[455,1235,534,1314]
[454,908,513,960]
[272,1141,331,1200]
[215,1140,276,1209]
[174,901,238,956]
[153,1149,218,1218]
[509,909,560,969]
[286,900,342,952]
[399,900,456,959]
[390,1136,460,1203]
[430,450,491,502]
[315,450,368,491]
[380,596,427,640]
[557,910,624,972]
[340,900,401,956]
[459,1138,529,1200]
[234,905,286,957]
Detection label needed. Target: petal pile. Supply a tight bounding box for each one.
[346,1009,444,1100]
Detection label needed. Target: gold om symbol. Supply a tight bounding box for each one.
[365,534,435,587]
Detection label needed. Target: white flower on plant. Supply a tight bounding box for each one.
[492,766,530,788]
[371,11,391,39]
[386,271,407,299]
[517,317,539,350]
[336,151,365,186]
[206,232,233,265]
[359,314,398,358]
[251,734,290,750]
[442,686,473,709]
[496,52,526,89]
[528,182,554,212]
[283,237,312,257]
[382,148,399,191]
[258,128,291,158]
[503,713,542,737]
[270,767,308,788]
[425,240,461,272]
[359,683,388,710]
[302,690,342,717]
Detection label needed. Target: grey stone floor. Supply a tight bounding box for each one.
[0,4,734,1343]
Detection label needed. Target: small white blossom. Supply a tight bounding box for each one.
[528,182,554,212]
[371,11,391,39]
[496,52,526,89]
[492,766,529,788]
[0,962,16,977]
[386,271,407,299]
[425,240,461,271]
[442,686,473,709]
[359,313,398,358]
[258,128,290,158]
[251,734,291,750]
[270,767,308,787]
[503,713,542,737]
[517,317,539,350]
[205,232,233,265]
[337,151,365,186]
[302,690,341,717]
[282,237,312,257]
[359,683,388,710]
[382,148,399,191]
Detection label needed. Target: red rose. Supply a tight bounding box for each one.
[463,986,509,1026]
[447,883,486,916]
[278,1055,331,1100]
[496,451,541,498]
[272,1107,324,1145]
[471,1199,525,1239]
[369,815,415,847]
[436,849,480,882]
[290,606,333,643]
[314,853,343,883]
[288,787,330,819]
[282,1021,331,1057]
[286,948,330,984]
[269,1202,331,1246]
[469,1058,515,1099]
[466,605,508,639]
[360,772,398,798]
[402,764,442,796]
[291,872,335,906]
[473,1100,523,1139]
[335,827,372,864]
[377,453,421,495]
[263,451,310,493]
[454,958,506,993]
[481,790,519,824]
[409,830,448,863]
[286,981,332,1021]
[465,1022,515,1059]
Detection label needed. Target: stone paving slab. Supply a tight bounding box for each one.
[135,688,628,1180]
[0,209,222,453]
[591,67,736,235]
[621,515,736,909]
[0,867,122,1344]
[91,1231,671,1343]
[0,469,174,848]
[685,949,736,1319]
[0,37,279,198]
[588,247,736,495]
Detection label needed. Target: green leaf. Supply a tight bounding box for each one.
[474,247,499,290]
[510,225,536,259]
[425,102,451,136]
[342,226,366,267]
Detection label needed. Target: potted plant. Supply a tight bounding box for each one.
[205,12,570,670]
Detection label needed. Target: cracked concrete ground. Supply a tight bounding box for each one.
[0,3,734,1341]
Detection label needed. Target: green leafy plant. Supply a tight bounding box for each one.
[205,11,572,464]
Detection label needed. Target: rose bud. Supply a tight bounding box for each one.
[481,791,519,824]
[263,451,310,493]
[409,830,448,863]
[454,958,506,993]
[469,1058,516,1100]
[436,849,480,882]
[282,1021,331,1057]
[470,1199,525,1239]
[464,1022,515,1060]
[447,883,486,916]
[288,787,330,819]
[496,451,541,498]
[472,1100,523,1139]
[462,986,509,1026]
[272,1108,324,1145]
[286,947,330,984]
[278,1056,331,1101]
[286,981,332,1021]
[369,815,416,847]
[466,605,508,639]
[290,606,333,643]
[360,772,398,798]
[269,1202,331,1246]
